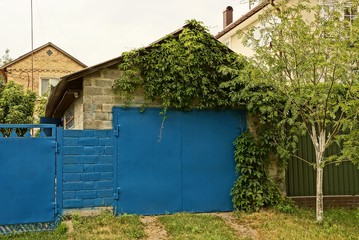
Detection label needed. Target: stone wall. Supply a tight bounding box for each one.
[62,129,113,209]
[80,65,150,130]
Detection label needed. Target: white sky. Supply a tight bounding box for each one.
[0,0,252,66]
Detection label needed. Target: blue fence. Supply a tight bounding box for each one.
[61,130,114,209]
[0,124,61,234]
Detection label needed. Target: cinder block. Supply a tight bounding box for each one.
[102,172,113,180]
[97,189,113,198]
[78,155,99,164]
[63,146,83,155]
[84,182,95,190]
[63,191,76,199]
[63,173,81,182]
[94,146,105,154]
[79,137,99,146]
[83,130,95,137]
[98,155,113,164]
[63,164,83,173]
[63,199,83,208]
[95,164,113,172]
[63,137,78,145]
[84,164,95,172]
[94,198,113,207]
[63,182,84,191]
[95,181,113,189]
[83,147,95,154]
[63,156,78,164]
[83,199,95,207]
[99,138,112,146]
[104,146,114,155]
[76,190,97,199]
[63,130,83,137]
[95,130,112,137]
[81,173,102,181]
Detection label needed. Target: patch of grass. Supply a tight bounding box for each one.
[68,211,145,240]
[159,213,237,240]
[236,207,359,240]
[0,222,68,240]
[0,210,145,240]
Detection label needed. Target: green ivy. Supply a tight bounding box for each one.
[231,131,282,212]
[114,20,245,111]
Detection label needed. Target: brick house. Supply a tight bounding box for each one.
[0,42,87,96]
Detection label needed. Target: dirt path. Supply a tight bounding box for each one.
[140,216,168,240]
[211,212,258,240]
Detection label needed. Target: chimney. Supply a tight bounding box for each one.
[223,6,233,29]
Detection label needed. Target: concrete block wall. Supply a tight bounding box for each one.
[62,129,114,209]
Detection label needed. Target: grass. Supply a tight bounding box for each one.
[0,210,145,240]
[236,207,359,240]
[0,207,358,240]
[158,213,238,240]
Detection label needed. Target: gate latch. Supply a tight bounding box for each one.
[113,187,120,200]
[113,125,120,137]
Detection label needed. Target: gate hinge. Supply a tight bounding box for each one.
[113,125,120,137]
[113,187,120,200]
[53,142,60,153]
[52,202,58,214]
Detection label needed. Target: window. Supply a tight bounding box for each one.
[344,5,358,23]
[40,77,60,96]
[321,0,358,22]
[64,105,75,129]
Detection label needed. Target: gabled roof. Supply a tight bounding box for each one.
[215,1,270,39]
[1,42,87,69]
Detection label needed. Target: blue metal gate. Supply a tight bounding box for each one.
[113,108,245,215]
[0,124,62,234]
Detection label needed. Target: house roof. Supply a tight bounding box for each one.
[45,23,197,118]
[215,1,270,39]
[1,42,87,69]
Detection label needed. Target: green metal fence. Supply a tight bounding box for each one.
[286,134,359,196]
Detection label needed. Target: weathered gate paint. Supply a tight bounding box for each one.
[113,108,245,215]
[0,124,61,232]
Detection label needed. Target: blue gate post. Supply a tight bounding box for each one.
[56,127,63,218]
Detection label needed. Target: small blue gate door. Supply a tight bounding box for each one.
[113,108,245,215]
[0,124,60,228]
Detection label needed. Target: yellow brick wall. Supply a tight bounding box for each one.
[5,45,85,95]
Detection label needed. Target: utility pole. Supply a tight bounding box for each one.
[31,0,34,91]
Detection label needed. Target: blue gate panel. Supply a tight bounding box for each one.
[116,109,182,215]
[0,138,55,225]
[114,108,246,215]
[181,110,241,212]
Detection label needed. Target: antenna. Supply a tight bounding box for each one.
[31,0,34,91]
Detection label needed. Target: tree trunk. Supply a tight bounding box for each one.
[315,130,326,223]
[316,163,324,222]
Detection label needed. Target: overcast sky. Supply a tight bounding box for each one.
[0,0,252,66]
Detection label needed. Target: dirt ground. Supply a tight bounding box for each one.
[140,212,257,240]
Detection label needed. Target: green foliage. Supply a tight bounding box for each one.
[0,81,36,124]
[114,20,245,111]
[231,131,282,212]
[0,49,12,67]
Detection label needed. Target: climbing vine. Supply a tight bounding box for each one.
[231,131,282,212]
[114,20,245,111]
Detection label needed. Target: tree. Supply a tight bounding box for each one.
[0,81,36,125]
[223,0,359,222]
[0,49,12,67]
